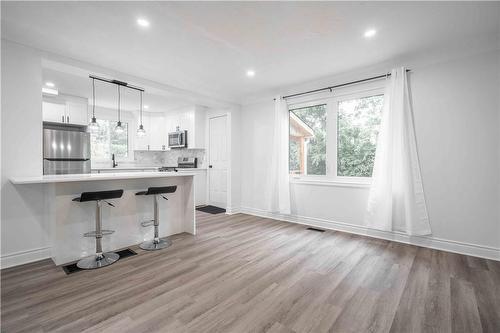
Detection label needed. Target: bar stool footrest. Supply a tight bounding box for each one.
[141,220,154,227]
[77,252,120,269]
[140,238,172,251]
[84,230,115,237]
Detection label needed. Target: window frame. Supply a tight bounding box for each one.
[90,108,136,163]
[288,81,384,186]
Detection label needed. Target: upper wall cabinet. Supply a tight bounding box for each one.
[42,100,66,123]
[42,94,88,126]
[135,112,168,151]
[164,105,206,149]
[66,101,88,125]
[149,113,168,150]
[133,105,207,151]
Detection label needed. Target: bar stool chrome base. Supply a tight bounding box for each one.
[77,252,120,269]
[140,238,172,251]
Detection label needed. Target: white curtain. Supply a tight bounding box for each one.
[366,67,431,235]
[268,96,291,215]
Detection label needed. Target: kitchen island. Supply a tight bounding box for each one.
[11,172,195,265]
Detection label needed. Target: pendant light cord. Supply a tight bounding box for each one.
[92,78,96,118]
[117,85,121,122]
[140,91,143,125]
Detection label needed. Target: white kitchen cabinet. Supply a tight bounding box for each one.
[42,101,66,123]
[65,102,88,125]
[134,112,167,151]
[164,105,206,149]
[149,113,167,150]
[42,94,88,125]
[134,106,205,151]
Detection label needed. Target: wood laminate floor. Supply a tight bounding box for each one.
[1,212,499,333]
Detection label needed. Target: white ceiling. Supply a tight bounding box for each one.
[2,2,499,103]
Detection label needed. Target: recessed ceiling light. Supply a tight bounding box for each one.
[144,105,149,109]
[45,82,55,87]
[246,70,255,77]
[137,18,150,28]
[364,29,377,38]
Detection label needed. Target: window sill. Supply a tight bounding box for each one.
[289,177,372,188]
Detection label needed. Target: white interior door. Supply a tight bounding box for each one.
[208,115,228,208]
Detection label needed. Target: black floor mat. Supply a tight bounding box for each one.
[196,205,226,214]
[307,227,325,232]
[62,248,137,275]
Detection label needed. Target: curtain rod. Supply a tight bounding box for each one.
[278,69,411,100]
[89,74,145,92]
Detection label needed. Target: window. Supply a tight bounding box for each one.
[289,85,383,182]
[337,95,383,177]
[289,104,326,175]
[90,119,128,159]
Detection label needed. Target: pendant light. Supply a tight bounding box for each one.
[137,90,146,137]
[88,78,99,132]
[115,85,124,134]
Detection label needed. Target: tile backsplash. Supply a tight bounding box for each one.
[134,149,206,167]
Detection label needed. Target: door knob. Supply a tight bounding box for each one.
[209,165,213,168]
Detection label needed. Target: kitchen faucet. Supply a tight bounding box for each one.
[112,154,118,168]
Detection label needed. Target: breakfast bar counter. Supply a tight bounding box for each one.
[11,172,196,265]
[10,171,196,184]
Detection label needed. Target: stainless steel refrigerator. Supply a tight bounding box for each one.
[43,124,91,175]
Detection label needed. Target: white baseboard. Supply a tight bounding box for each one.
[1,246,51,269]
[2,209,497,268]
[240,206,500,261]
[226,206,241,215]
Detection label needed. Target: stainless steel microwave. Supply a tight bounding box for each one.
[168,130,187,148]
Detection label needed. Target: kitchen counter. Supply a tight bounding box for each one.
[10,172,196,265]
[10,171,195,184]
[92,166,159,172]
[91,167,208,173]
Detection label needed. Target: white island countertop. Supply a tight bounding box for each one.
[91,166,208,171]
[91,166,159,171]
[10,171,195,184]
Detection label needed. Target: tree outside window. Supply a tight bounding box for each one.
[337,95,383,177]
[289,104,326,175]
[90,119,128,159]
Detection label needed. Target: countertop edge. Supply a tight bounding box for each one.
[91,167,208,171]
[10,171,196,184]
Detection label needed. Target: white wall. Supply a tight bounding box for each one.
[240,49,500,259]
[1,41,50,267]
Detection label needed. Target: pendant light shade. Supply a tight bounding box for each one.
[115,85,124,133]
[88,78,99,133]
[137,90,146,137]
[137,124,146,137]
[89,116,99,132]
[115,121,124,134]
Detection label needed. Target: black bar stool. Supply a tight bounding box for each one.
[136,186,177,251]
[72,189,124,269]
